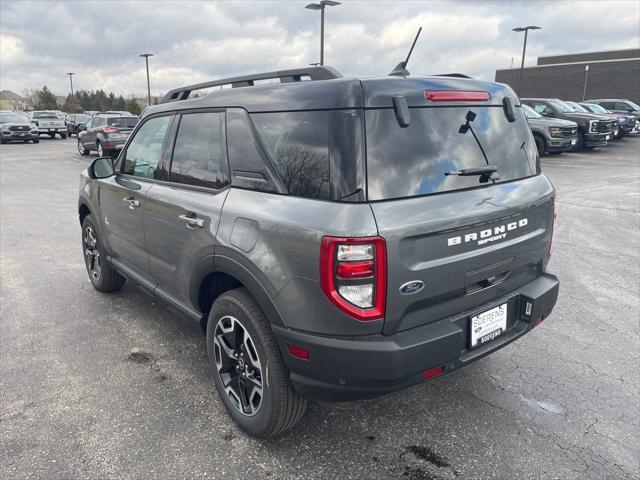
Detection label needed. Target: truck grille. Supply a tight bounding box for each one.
[556,127,577,137]
[596,121,613,133]
[9,126,30,131]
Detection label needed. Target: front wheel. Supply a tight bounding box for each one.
[206,288,307,438]
[32,138,40,144]
[534,135,546,157]
[81,215,125,292]
[97,141,104,157]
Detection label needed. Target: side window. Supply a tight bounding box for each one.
[532,103,547,114]
[616,102,631,111]
[226,109,279,193]
[601,102,615,109]
[169,112,229,189]
[251,111,330,200]
[122,115,171,179]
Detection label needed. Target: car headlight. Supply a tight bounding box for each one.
[548,127,562,137]
[589,120,598,133]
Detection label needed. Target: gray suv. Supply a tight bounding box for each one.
[78,66,559,437]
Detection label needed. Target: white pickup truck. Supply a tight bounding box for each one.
[28,111,67,139]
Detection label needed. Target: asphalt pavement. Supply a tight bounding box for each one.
[1,135,638,480]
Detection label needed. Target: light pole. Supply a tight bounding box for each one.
[582,65,590,101]
[305,0,341,66]
[66,72,75,111]
[512,25,541,96]
[139,53,154,106]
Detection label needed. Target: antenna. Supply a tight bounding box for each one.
[388,27,422,77]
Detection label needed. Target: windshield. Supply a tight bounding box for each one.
[548,100,574,113]
[107,117,138,128]
[565,102,589,113]
[0,113,29,123]
[366,106,537,200]
[586,104,606,114]
[522,104,541,119]
[32,112,59,119]
[75,114,90,122]
[627,101,640,110]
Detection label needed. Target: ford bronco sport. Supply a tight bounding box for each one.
[78,66,559,438]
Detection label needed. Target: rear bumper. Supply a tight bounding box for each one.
[273,273,559,401]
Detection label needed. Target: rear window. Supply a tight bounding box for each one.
[32,112,58,119]
[366,106,537,201]
[107,117,138,128]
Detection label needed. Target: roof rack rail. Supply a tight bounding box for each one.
[434,73,473,79]
[160,66,342,104]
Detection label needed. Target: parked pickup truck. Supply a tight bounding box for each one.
[522,104,577,155]
[28,111,67,139]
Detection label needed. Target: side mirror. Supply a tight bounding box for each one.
[88,156,114,179]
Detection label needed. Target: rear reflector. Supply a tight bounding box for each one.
[423,365,445,380]
[287,344,310,361]
[425,91,491,102]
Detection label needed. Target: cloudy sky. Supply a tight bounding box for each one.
[1,0,639,98]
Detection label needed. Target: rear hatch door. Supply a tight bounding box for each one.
[362,78,554,335]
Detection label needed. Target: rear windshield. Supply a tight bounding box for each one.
[366,106,537,201]
[75,114,90,122]
[107,117,138,128]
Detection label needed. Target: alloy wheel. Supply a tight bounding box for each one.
[213,315,264,416]
[97,143,103,157]
[78,140,85,155]
[83,225,101,281]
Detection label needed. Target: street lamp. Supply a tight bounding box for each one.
[66,72,75,111]
[582,65,590,101]
[512,25,541,96]
[139,53,154,106]
[305,0,341,66]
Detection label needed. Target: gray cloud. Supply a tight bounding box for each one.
[1,0,638,97]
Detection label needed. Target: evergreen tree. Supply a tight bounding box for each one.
[107,92,117,110]
[79,91,92,111]
[114,95,127,110]
[34,86,58,110]
[125,98,142,116]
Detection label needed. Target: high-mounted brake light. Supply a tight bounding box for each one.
[425,91,491,102]
[102,127,119,133]
[320,236,386,321]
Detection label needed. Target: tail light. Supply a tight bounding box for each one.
[102,127,119,134]
[320,236,386,321]
[425,91,491,102]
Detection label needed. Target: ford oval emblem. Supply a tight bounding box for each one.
[399,280,425,295]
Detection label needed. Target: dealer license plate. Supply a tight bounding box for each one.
[470,303,507,348]
[570,139,576,145]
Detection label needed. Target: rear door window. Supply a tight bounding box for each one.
[366,106,537,201]
[169,112,229,190]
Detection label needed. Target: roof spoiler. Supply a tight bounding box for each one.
[434,73,473,79]
[160,66,342,104]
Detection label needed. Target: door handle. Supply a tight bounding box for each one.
[122,196,140,209]
[179,213,205,229]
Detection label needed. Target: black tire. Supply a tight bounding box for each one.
[49,132,56,139]
[206,288,307,438]
[32,138,39,144]
[97,141,104,157]
[60,132,67,139]
[574,132,585,151]
[81,215,126,292]
[534,135,546,157]
[78,139,90,155]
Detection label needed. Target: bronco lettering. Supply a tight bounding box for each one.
[447,218,528,247]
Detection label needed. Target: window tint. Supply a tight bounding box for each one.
[531,103,548,114]
[226,109,278,193]
[169,112,229,189]
[122,115,171,179]
[108,117,138,128]
[616,102,631,111]
[601,102,615,109]
[252,111,330,199]
[366,106,537,200]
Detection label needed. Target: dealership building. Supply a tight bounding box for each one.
[495,48,640,104]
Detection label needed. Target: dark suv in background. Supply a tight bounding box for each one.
[78,115,139,157]
[521,98,612,150]
[78,66,559,437]
[66,114,91,136]
[521,104,577,155]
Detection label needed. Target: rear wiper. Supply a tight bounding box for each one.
[445,166,500,183]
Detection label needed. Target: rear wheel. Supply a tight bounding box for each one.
[534,135,546,156]
[206,288,307,438]
[81,215,125,292]
[49,132,55,139]
[78,139,90,155]
[60,132,67,139]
